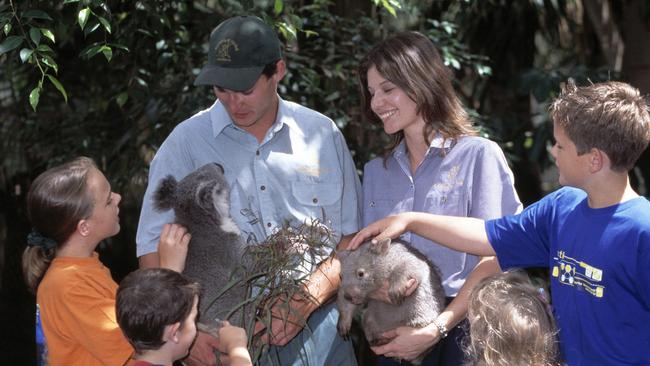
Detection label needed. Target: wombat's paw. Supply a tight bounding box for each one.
[388,286,407,305]
[337,318,351,339]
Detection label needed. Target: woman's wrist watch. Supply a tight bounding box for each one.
[432,319,448,339]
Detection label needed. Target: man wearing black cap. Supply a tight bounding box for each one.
[136,16,361,366]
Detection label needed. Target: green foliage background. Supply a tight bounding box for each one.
[1,0,648,364]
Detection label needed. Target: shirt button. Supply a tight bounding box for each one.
[410,184,414,189]
[312,198,318,204]
[267,222,272,228]
[260,185,266,191]
[256,150,260,156]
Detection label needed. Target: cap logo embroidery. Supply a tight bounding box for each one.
[215,39,239,62]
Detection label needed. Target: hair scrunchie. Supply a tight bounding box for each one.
[26,230,58,250]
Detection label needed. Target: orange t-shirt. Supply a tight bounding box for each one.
[37,252,133,365]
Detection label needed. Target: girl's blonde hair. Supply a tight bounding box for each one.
[466,269,559,366]
[22,157,97,292]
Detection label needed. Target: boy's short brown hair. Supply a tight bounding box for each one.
[550,80,650,172]
[116,268,200,353]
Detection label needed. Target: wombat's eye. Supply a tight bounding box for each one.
[356,269,365,279]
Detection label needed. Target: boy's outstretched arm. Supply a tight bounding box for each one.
[349,212,495,256]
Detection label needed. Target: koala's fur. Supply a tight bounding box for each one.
[337,238,445,365]
[153,162,249,327]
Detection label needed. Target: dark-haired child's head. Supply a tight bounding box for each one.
[116,268,200,359]
[550,81,650,173]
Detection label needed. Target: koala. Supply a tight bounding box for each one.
[337,238,446,365]
[153,162,249,328]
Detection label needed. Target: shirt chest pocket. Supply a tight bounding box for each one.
[291,180,343,229]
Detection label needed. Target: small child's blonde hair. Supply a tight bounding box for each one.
[465,269,559,366]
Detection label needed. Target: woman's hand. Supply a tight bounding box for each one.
[371,323,441,362]
[158,223,191,272]
[348,213,412,250]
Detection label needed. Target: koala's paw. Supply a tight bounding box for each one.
[197,319,225,339]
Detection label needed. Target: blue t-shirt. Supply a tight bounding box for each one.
[486,187,650,365]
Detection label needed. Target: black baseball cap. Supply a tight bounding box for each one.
[194,16,282,92]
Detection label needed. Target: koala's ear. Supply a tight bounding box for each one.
[153,175,178,212]
[214,163,225,174]
[370,238,392,256]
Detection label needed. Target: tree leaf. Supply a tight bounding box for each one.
[29,87,40,111]
[19,48,33,63]
[0,35,23,55]
[116,92,128,108]
[47,74,68,102]
[23,10,53,20]
[62,0,80,3]
[40,28,55,43]
[80,43,103,59]
[36,44,53,53]
[101,45,112,62]
[41,56,58,73]
[98,16,111,33]
[274,0,284,15]
[29,27,41,46]
[78,8,90,30]
[84,20,100,36]
[3,23,11,35]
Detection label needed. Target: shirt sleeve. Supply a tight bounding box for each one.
[136,128,195,257]
[63,281,133,365]
[636,231,650,308]
[485,196,553,269]
[332,125,362,237]
[469,140,522,220]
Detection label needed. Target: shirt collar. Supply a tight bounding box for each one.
[393,133,455,159]
[210,95,292,138]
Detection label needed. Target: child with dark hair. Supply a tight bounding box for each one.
[117,268,252,366]
[465,270,559,366]
[21,156,190,365]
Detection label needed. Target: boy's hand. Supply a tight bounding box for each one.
[185,330,219,366]
[348,214,410,250]
[217,322,252,366]
[158,223,191,272]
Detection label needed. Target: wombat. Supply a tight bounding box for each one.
[153,162,250,328]
[337,238,446,365]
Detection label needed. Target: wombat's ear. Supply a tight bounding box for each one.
[336,249,349,261]
[153,175,178,212]
[370,238,392,256]
[214,162,225,174]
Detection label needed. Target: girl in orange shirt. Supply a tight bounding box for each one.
[22,157,190,366]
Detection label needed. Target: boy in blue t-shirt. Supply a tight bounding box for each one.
[349,80,650,365]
